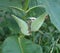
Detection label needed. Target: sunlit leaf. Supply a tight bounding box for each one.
[12,15,29,35]
[31,12,47,31]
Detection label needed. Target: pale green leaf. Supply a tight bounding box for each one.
[31,12,47,31]
[12,15,29,35]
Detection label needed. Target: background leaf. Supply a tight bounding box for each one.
[28,0,43,8]
[26,6,45,18]
[10,7,26,19]
[0,0,22,9]
[41,0,60,32]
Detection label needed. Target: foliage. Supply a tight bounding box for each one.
[0,0,60,53]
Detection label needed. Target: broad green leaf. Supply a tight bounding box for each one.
[31,12,47,31]
[2,36,22,53]
[2,36,43,53]
[12,15,29,35]
[41,0,60,31]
